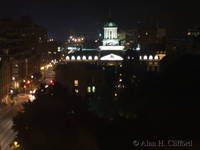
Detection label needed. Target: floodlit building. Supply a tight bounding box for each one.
[62,21,166,69]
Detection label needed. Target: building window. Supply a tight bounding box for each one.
[88,56,93,60]
[77,56,81,60]
[82,56,86,60]
[94,56,98,60]
[149,55,153,60]
[154,56,159,60]
[92,86,96,93]
[75,89,79,93]
[143,55,148,60]
[87,86,91,93]
[71,56,75,60]
[66,56,70,60]
[74,80,79,86]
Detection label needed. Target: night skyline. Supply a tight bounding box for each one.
[1,0,199,41]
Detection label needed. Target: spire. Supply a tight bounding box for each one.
[109,8,111,20]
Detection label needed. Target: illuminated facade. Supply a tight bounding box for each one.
[62,21,166,70]
[99,22,124,51]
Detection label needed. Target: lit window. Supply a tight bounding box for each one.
[92,86,96,93]
[94,56,98,60]
[87,86,91,93]
[82,56,86,60]
[75,89,79,93]
[149,55,153,60]
[74,80,78,86]
[139,56,142,60]
[77,56,81,60]
[154,56,159,60]
[143,55,148,60]
[71,56,75,60]
[88,56,93,60]
[187,32,191,36]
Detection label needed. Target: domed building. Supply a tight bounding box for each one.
[63,21,165,67]
[99,22,124,50]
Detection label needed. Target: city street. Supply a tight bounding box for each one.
[0,96,28,150]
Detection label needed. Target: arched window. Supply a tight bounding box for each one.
[154,55,159,60]
[82,56,86,60]
[143,55,148,60]
[94,56,98,60]
[88,56,93,60]
[71,56,75,60]
[77,56,81,60]
[149,55,153,60]
[66,56,70,60]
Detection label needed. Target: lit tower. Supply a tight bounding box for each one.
[99,22,124,50]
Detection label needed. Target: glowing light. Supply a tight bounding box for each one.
[71,56,75,60]
[10,90,14,94]
[77,56,81,60]
[49,80,54,84]
[74,80,79,86]
[66,56,70,60]
[75,89,79,93]
[143,55,148,60]
[26,80,31,84]
[40,66,45,70]
[12,77,15,81]
[154,55,159,60]
[29,95,36,102]
[87,86,91,93]
[94,56,98,60]
[92,86,96,93]
[100,54,123,61]
[88,56,93,60]
[114,93,118,97]
[187,32,191,36]
[99,46,124,50]
[82,56,86,60]
[139,56,142,60]
[136,44,141,51]
[149,55,153,60]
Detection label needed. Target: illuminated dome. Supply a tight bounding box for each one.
[104,22,117,27]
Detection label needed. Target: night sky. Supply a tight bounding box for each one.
[0,0,199,41]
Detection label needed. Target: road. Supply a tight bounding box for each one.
[0,96,27,150]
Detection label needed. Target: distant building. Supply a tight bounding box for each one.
[62,21,166,69]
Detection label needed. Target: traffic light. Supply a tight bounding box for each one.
[26,80,31,84]
[49,80,55,85]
